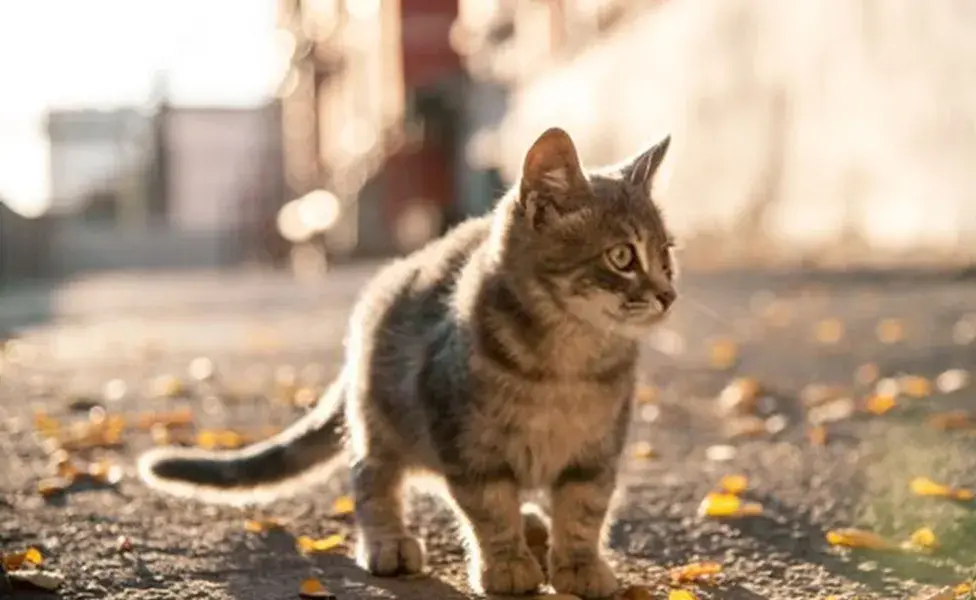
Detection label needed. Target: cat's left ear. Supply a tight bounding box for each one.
[626,135,671,194]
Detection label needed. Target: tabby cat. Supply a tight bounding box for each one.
[139,127,677,598]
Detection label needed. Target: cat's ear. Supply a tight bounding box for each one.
[519,127,589,201]
[626,135,671,194]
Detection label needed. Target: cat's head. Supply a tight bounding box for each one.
[502,127,678,338]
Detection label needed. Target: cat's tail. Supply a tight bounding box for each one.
[137,373,348,506]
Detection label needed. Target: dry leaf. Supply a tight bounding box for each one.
[905,527,939,551]
[717,378,761,414]
[668,590,698,600]
[197,429,246,450]
[631,441,655,460]
[244,518,285,533]
[900,376,932,399]
[297,534,344,554]
[909,477,974,501]
[697,493,763,518]
[876,319,905,344]
[815,318,845,344]
[669,561,722,584]
[807,425,828,446]
[299,577,336,599]
[719,475,748,495]
[332,496,355,516]
[37,477,70,498]
[151,375,186,399]
[926,411,972,431]
[708,339,739,370]
[865,394,896,416]
[825,528,895,550]
[2,547,43,571]
[635,385,658,404]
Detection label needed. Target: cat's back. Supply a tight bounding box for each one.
[349,214,493,339]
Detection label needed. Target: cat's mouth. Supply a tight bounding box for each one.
[604,305,667,327]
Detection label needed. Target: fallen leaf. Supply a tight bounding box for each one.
[904,526,939,551]
[669,561,722,584]
[955,583,973,597]
[631,441,655,460]
[900,376,932,399]
[717,378,761,414]
[865,394,896,416]
[825,528,895,550]
[708,339,739,370]
[197,429,246,450]
[668,590,698,600]
[635,385,658,404]
[1,548,43,571]
[815,318,845,345]
[876,319,905,344]
[807,425,828,446]
[926,411,972,431]
[151,375,186,399]
[37,478,70,498]
[719,475,748,495]
[297,534,344,554]
[909,477,974,501]
[698,493,763,518]
[244,518,285,533]
[332,496,355,516]
[299,577,336,598]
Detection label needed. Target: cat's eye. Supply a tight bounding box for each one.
[606,244,637,271]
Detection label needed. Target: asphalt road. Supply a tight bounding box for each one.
[1,265,975,600]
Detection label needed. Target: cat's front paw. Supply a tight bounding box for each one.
[357,534,425,576]
[476,548,545,595]
[550,557,618,599]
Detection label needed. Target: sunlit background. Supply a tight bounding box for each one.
[1,0,975,286]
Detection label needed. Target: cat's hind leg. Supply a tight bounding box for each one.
[352,452,425,576]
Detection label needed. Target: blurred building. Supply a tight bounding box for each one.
[35,102,287,277]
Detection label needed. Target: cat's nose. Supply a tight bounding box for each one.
[655,289,677,311]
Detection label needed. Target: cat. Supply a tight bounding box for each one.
[138,127,677,598]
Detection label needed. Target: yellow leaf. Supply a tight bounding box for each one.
[631,441,655,460]
[669,590,698,600]
[244,518,284,533]
[669,561,722,583]
[299,577,335,598]
[152,374,186,399]
[876,319,904,344]
[808,425,828,446]
[900,375,932,399]
[297,534,344,554]
[2,547,43,571]
[815,318,845,345]
[37,477,70,498]
[955,583,973,597]
[708,339,739,370]
[332,496,355,516]
[865,394,896,416]
[910,477,974,500]
[698,493,763,518]
[906,527,939,551]
[719,475,748,495]
[717,377,761,414]
[825,528,895,550]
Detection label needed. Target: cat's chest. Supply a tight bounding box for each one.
[474,381,628,488]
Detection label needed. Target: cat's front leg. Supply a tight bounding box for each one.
[448,474,545,595]
[548,464,619,599]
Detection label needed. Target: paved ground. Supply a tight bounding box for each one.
[1,265,975,600]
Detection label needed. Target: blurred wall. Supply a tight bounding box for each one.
[496,0,976,267]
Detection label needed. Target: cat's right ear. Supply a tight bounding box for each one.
[518,128,588,226]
